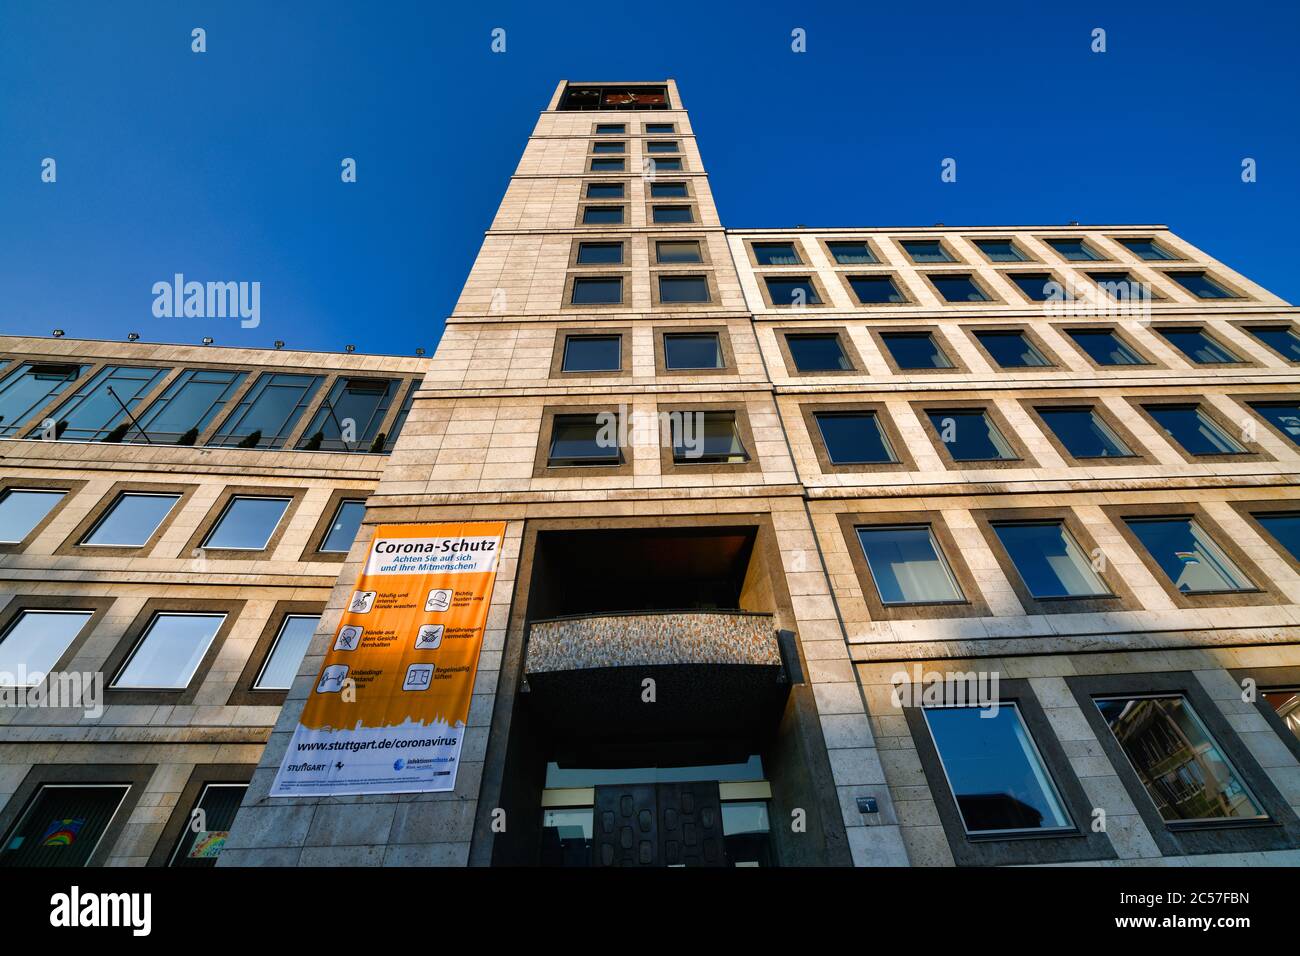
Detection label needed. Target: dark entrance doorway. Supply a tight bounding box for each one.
[592,781,725,867]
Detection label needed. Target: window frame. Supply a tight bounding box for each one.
[102,599,244,704]
[838,272,913,307]
[564,274,628,309]
[656,403,760,475]
[148,764,255,867]
[1228,500,1300,578]
[758,275,828,310]
[923,271,1000,304]
[1237,392,1300,449]
[1130,399,1266,464]
[184,486,306,560]
[965,326,1062,371]
[1019,400,1149,466]
[801,402,916,475]
[1152,325,1250,367]
[0,478,83,553]
[1231,321,1300,366]
[969,236,1037,264]
[311,494,368,557]
[228,600,325,706]
[1055,324,1161,370]
[533,405,632,478]
[871,327,966,375]
[0,596,115,687]
[776,328,863,376]
[576,203,627,227]
[1162,269,1246,301]
[897,237,960,264]
[817,237,883,266]
[57,483,195,557]
[654,327,735,377]
[744,239,805,268]
[912,401,1035,469]
[651,271,716,307]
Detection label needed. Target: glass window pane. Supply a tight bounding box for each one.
[882,333,952,369]
[752,243,800,266]
[549,415,619,465]
[901,240,952,263]
[594,123,624,134]
[168,783,247,867]
[646,141,679,153]
[924,705,1072,834]
[0,362,87,438]
[1124,517,1252,593]
[81,493,179,547]
[591,141,624,153]
[203,496,290,550]
[975,331,1050,368]
[380,379,419,452]
[975,239,1026,262]
[1095,695,1266,823]
[1157,328,1242,364]
[296,377,400,451]
[585,182,624,199]
[992,521,1109,598]
[540,807,593,867]
[1254,512,1300,563]
[113,613,225,689]
[649,182,687,198]
[589,158,624,171]
[0,489,65,543]
[848,276,905,304]
[927,410,1016,460]
[1047,238,1100,261]
[1119,238,1176,260]
[827,242,876,264]
[1067,329,1147,366]
[815,412,896,464]
[0,610,93,685]
[658,275,709,303]
[649,157,681,171]
[1248,402,1300,446]
[563,336,621,372]
[1169,272,1237,299]
[1037,408,1133,458]
[255,615,319,690]
[1144,405,1246,455]
[663,334,721,370]
[929,274,990,302]
[764,277,820,305]
[1008,274,1061,302]
[645,123,674,133]
[1262,689,1300,742]
[47,365,169,441]
[0,784,129,867]
[582,206,624,224]
[577,242,623,264]
[208,372,323,448]
[1246,326,1300,362]
[652,205,692,223]
[656,241,701,264]
[571,278,622,304]
[673,411,745,463]
[132,368,246,444]
[320,499,365,553]
[786,334,848,371]
[857,525,963,604]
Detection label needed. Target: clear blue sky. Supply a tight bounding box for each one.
[2,1,1296,356]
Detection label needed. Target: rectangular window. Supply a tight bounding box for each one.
[646,141,679,153]
[0,784,130,867]
[1156,328,1243,364]
[881,332,952,369]
[1248,401,1300,446]
[581,205,624,225]
[786,333,849,371]
[923,704,1072,834]
[672,411,747,464]
[1008,273,1062,302]
[928,274,991,302]
[589,158,625,172]
[815,412,896,464]
[973,238,1027,262]
[111,612,226,689]
[576,242,623,265]
[0,488,66,543]
[928,410,1016,461]
[0,362,87,438]
[826,241,876,264]
[168,783,247,867]
[663,333,722,370]
[1245,325,1300,361]
[1123,517,1253,593]
[649,157,682,171]
[254,614,319,691]
[848,275,906,304]
[1118,237,1177,260]
[1167,271,1239,299]
[1046,238,1101,260]
[658,275,710,303]
[1066,328,1148,366]
[296,377,399,452]
[319,499,365,553]
[645,123,675,133]
[1037,407,1133,458]
[1144,404,1246,456]
[974,330,1050,368]
[857,525,962,604]
[1253,512,1300,563]
[764,277,820,306]
[46,365,169,441]
[900,240,953,263]
[548,414,620,467]
[585,182,625,199]
[655,240,701,264]
[1088,271,1153,301]
[562,335,622,372]
[591,141,625,153]
[202,496,291,550]
[80,492,180,547]
[207,372,323,449]
[1094,695,1266,823]
[594,123,625,134]
[652,205,693,223]
[752,242,801,266]
[0,609,93,685]
[649,182,688,198]
[991,520,1109,598]
[132,368,246,444]
[570,277,623,305]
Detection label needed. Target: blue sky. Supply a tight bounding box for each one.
[2,1,1297,355]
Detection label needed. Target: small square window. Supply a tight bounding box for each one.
[1037,407,1133,459]
[974,239,1027,262]
[672,411,747,464]
[1156,327,1243,364]
[0,488,66,544]
[992,520,1109,598]
[652,205,693,223]
[595,124,625,134]
[80,492,180,547]
[0,784,130,867]
[585,182,625,199]
[1123,517,1253,593]
[1117,237,1177,260]
[752,242,801,266]
[927,409,1016,461]
[1008,273,1063,302]
[826,241,876,264]
[900,240,953,263]
[1046,238,1102,261]
[645,123,675,133]
[570,277,623,305]
[548,414,621,467]
[1248,401,1300,446]
[786,334,849,371]
[1245,326,1300,362]
[650,182,688,198]
[202,496,290,551]
[1144,404,1246,456]
[577,241,623,265]
[1066,329,1148,366]
[663,333,722,370]
[319,499,365,553]
[974,330,1050,368]
[563,335,622,372]
[655,240,701,264]
[857,525,962,603]
[591,141,625,153]
[0,609,93,685]
[848,275,906,304]
[646,141,679,153]
[589,158,625,172]
[658,275,710,304]
[112,612,227,689]
[1167,271,1239,299]
[816,412,896,465]
[765,277,821,306]
[929,274,991,302]
[881,332,952,370]
[254,614,320,691]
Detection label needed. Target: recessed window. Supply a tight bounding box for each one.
[582,205,624,225]
[1095,695,1266,823]
[594,123,625,134]
[1143,404,1246,456]
[848,275,906,304]
[132,368,247,444]
[857,525,962,604]
[672,411,747,464]
[1037,407,1133,458]
[0,784,129,867]
[923,704,1072,834]
[1088,271,1154,301]
[658,275,710,303]
[1117,237,1177,260]
[571,277,623,305]
[973,238,1027,262]
[591,141,625,154]
[563,335,622,372]
[168,783,248,867]
[655,240,701,264]
[548,414,620,467]
[900,240,952,263]
[765,277,821,306]
[202,496,291,551]
[1167,271,1239,299]
[645,123,675,133]
[1008,273,1063,302]
[0,609,93,685]
[1123,517,1253,593]
[974,330,1050,368]
[112,612,226,690]
[652,205,693,223]
[585,182,625,199]
[80,493,180,547]
[649,182,688,198]
[46,365,170,442]
[1046,238,1102,261]
[1253,512,1300,563]
[207,372,323,449]
[663,333,722,370]
[649,157,682,171]
[815,412,896,465]
[927,410,1016,461]
[0,362,87,438]
[589,158,625,172]
[0,488,66,543]
[319,499,365,553]
[646,141,679,153]
[752,242,801,266]
[1156,327,1243,364]
[928,274,991,303]
[1066,328,1148,366]
[881,332,952,370]
[991,520,1109,598]
[786,333,849,371]
[254,614,319,690]
[577,241,623,265]
[1262,689,1300,741]
[1245,325,1300,361]
[1247,401,1300,446]
[296,377,400,452]
[826,241,876,264]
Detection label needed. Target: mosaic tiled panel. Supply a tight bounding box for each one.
[525,612,780,672]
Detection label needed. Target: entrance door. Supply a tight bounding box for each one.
[591,780,725,867]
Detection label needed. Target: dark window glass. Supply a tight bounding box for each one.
[1047,238,1101,261]
[649,182,688,198]
[576,242,623,264]
[927,409,1016,460]
[929,274,991,302]
[881,332,952,369]
[992,520,1109,598]
[381,378,419,452]
[1089,271,1154,301]
[112,612,226,689]
[655,240,701,264]
[1156,328,1242,364]
[974,330,1050,368]
[540,807,592,866]
[0,362,87,438]
[1066,329,1148,366]
[646,141,679,153]
[752,242,800,266]
[549,414,620,466]
[827,241,876,264]
[254,615,319,690]
[296,377,399,451]
[1246,326,1300,361]
[815,412,896,464]
[848,275,906,304]
[594,123,625,134]
[591,141,624,153]
[589,158,624,171]
[663,333,722,370]
[1253,512,1300,563]
[80,493,179,547]
[1009,273,1063,302]
[649,157,682,171]
[974,239,1027,262]
[764,277,821,306]
[203,496,291,550]
[0,489,66,544]
[658,275,710,303]
[721,800,774,867]
[1144,405,1246,455]
[672,411,747,464]
[923,705,1072,834]
[652,205,693,223]
[47,365,169,441]
[585,182,624,199]
[1037,407,1132,458]
[208,372,323,448]
[1118,237,1176,260]
[645,123,674,133]
[1168,271,1238,299]
[900,240,952,263]
[168,783,248,867]
[0,609,93,683]
[857,526,962,603]
[563,335,622,371]
[1124,517,1253,592]
[319,499,365,553]
[582,205,624,225]
[132,368,246,444]
[571,277,623,305]
[786,334,849,371]
[1095,695,1266,823]
[0,784,130,867]
[1248,402,1300,446]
